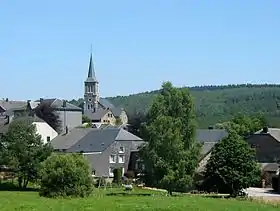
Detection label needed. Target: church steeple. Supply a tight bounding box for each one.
[86,51,97,82]
[84,48,99,113]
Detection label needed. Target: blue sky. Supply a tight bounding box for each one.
[0,1,279,100]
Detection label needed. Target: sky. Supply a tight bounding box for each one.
[0,0,279,100]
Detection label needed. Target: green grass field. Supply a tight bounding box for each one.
[0,188,279,211]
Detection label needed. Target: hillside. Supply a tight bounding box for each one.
[71,84,280,128]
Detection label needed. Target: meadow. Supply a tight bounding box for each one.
[0,188,279,211]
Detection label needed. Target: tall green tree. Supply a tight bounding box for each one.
[35,103,61,133]
[204,129,260,196]
[2,118,53,188]
[139,82,200,195]
[216,114,267,137]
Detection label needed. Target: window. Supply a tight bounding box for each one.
[88,104,90,109]
[46,136,50,142]
[119,146,124,153]
[118,155,125,163]
[109,154,116,163]
[91,170,96,177]
[109,167,114,177]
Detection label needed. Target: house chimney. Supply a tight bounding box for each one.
[40,98,43,103]
[65,126,68,134]
[5,98,8,102]
[262,126,268,133]
[62,100,67,108]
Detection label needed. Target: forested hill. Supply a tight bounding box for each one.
[71,84,280,128]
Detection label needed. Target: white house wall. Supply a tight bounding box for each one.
[33,122,58,144]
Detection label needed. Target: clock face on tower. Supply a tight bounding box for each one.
[88,98,92,102]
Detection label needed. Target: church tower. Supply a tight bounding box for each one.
[84,52,99,113]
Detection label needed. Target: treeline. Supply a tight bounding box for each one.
[69,84,280,128]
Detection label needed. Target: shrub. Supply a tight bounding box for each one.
[113,168,122,184]
[272,176,279,192]
[39,153,93,198]
[95,177,106,188]
[124,170,135,179]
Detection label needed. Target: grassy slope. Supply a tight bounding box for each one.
[0,188,279,211]
[107,85,280,128]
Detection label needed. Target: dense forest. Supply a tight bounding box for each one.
[69,84,280,128]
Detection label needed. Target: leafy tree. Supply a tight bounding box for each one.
[216,114,267,137]
[139,82,201,195]
[115,117,122,126]
[39,153,93,198]
[113,168,122,184]
[35,103,61,133]
[82,115,91,124]
[1,118,53,188]
[204,129,260,196]
[127,111,147,138]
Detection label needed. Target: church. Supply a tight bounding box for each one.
[82,53,128,126]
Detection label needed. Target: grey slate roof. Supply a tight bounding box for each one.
[260,163,279,172]
[254,128,280,141]
[85,53,97,82]
[0,116,45,134]
[0,100,27,113]
[99,98,115,109]
[196,129,228,143]
[51,127,143,153]
[36,98,82,111]
[84,108,108,120]
[196,129,228,156]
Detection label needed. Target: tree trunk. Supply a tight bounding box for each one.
[18,176,22,189]
[168,189,173,196]
[23,177,29,189]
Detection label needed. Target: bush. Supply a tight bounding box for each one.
[272,176,278,192]
[124,170,135,179]
[39,153,93,198]
[113,168,122,184]
[95,177,106,188]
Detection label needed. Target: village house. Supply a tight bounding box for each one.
[0,116,58,144]
[51,126,143,177]
[245,127,280,187]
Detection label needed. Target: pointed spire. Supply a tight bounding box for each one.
[87,45,97,81]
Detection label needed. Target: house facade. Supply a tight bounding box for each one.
[51,127,143,177]
[245,127,280,187]
[82,53,128,126]
[0,116,58,143]
[35,98,82,133]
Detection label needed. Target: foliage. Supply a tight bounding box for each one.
[39,153,93,198]
[272,176,279,192]
[35,103,61,133]
[113,168,122,184]
[95,177,107,188]
[0,118,52,189]
[0,188,279,210]
[115,117,122,125]
[127,112,147,137]
[82,115,91,124]
[215,113,267,137]
[204,130,261,196]
[124,170,135,179]
[69,84,280,129]
[139,82,201,195]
